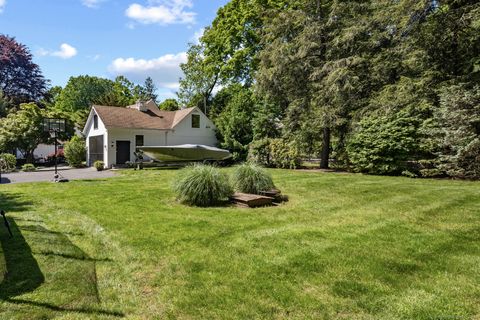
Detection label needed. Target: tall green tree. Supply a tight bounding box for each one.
[178,44,220,114]
[257,1,372,168]
[434,84,480,179]
[201,0,303,85]
[158,98,180,111]
[141,77,158,102]
[178,0,302,110]
[0,103,48,162]
[55,76,114,127]
[96,76,138,107]
[54,75,139,127]
[215,85,257,161]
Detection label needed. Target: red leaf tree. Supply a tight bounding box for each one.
[0,34,48,105]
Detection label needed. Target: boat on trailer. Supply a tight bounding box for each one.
[139,144,232,162]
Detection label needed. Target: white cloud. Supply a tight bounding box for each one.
[109,52,187,98]
[0,0,6,13]
[38,43,78,59]
[53,43,78,59]
[125,0,196,26]
[82,0,105,8]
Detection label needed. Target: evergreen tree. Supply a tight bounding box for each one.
[142,77,158,102]
[435,84,480,179]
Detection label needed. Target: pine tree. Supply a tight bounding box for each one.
[142,77,158,102]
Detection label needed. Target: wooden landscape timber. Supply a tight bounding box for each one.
[230,193,274,208]
[259,189,289,203]
[230,189,288,208]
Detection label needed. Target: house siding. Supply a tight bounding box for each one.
[85,111,108,166]
[168,109,217,146]
[106,128,168,167]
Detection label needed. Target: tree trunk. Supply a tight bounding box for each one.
[320,127,331,169]
[203,94,208,115]
[336,124,348,165]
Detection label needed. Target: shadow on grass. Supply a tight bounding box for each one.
[0,177,11,184]
[0,192,33,213]
[0,218,44,300]
[0,198,124,318]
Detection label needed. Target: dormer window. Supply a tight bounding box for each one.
[94,114,98,129]
[191,114,200,128]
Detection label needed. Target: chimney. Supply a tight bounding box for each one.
[128,100,148,112]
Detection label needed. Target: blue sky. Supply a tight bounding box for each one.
[0,0,228,100]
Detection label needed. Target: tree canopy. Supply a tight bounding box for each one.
[158,98,180,111]
[179,0,480,178]
[0,103,72,162]
[0,34,48,106]
[53,75,150,127]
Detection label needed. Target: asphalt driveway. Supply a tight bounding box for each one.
[0,168,117,184]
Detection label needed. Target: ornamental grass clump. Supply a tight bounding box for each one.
[173,164,233,207]
[232,163,275,194]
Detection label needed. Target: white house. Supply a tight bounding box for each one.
[16,144,61,161]
[82,100,218,168]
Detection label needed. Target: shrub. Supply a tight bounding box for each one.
[64,136,86,167]
[94,160,105,171]
[173,164,233,207]
[269,139,301,169]
[21,163,36,172]
[232,163,275,194]
[0,153,16,172]
[346,107,432,175]
[248,139,270,167]
[248,138,301,169]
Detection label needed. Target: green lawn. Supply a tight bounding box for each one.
[0,169,479,319]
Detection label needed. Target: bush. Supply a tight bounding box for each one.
[248,138,301,169]
[248,139,270,167]
[269,139,301,169]
[21,163,36,172]
[64,136,86,167]
[0,153,16,172]
[232,163,275,194]
[346,107,431,175]
[94,161,105,171]
[173,164,233,207]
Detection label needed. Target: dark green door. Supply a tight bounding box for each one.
[116,141,130,165]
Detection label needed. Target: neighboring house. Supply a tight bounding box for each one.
[82,100,217,168]
[16,144,63,162]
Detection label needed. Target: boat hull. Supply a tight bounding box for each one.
[139,144,232,162]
